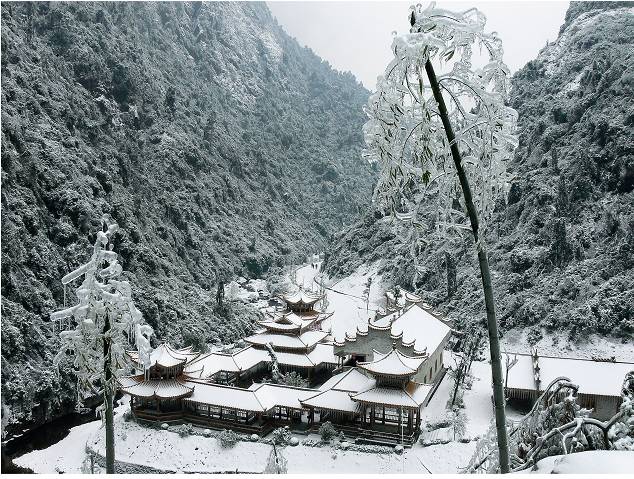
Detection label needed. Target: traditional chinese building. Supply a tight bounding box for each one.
[184,288,336,386]
[333,290,452,385]
[118,286,454,445]
[120,344,201,421]
[301,347,432,444]
[504,351,634,420]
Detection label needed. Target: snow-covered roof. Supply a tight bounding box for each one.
[251,383,316,411]
[318,368,376,392]
[183,380,318,412]
[185,351,243,377]
[504,352,634,397]
[128,344,200,369]
[118,376,194,399]
[358,348,426,377]
[282,289,323,306]
[351,382,432,408]
[184,380,269,412]
[301,389,361,413]
[245,330,328,351]
[371,304,452,355]
[258,321,302,333]
[185,344,338,379]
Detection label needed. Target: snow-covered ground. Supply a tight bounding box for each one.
[13,419,101,474]
[14,412,435,474]
[516,450,634,474]
[502,328,634,362]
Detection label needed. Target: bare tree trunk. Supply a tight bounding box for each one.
[103,315,115,474]
[445,251,457,298]
[425,59,510,473]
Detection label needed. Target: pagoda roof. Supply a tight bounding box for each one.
[184,343,337,379]
[128,343,200,369]
[350,382,433,409]
[357,349,426,377]
[118,375,193,399]
[318,368,376,392]
[301,389,361,414]
[244,330,327,351]
[367,304,452,355]
[281,289,323,306]
[258,310,325,333]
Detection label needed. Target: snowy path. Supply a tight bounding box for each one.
[292,261,323,289]
[321,262,383,342]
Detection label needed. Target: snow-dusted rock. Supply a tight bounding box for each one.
[394,445,404,455]
[250,434,259,442]
[289,437,299,446]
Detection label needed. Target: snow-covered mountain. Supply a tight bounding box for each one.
[1,2,374,432]
[325,2,633,342]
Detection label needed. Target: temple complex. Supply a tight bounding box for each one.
[118,286,453,445]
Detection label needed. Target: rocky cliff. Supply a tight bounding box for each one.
[1,2,374,430]
[326,2,634,343]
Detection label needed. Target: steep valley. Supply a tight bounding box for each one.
[1,1,374,432]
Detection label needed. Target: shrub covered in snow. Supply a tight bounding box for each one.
[218,429,240,448]
[609,373,634,451]
[123,410,134,422]
[319,421,337,442]
[272,426,291,446]
[174,423,194,438]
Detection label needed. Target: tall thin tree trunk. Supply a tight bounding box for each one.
[425,59,510,473]
[103,315,115,474]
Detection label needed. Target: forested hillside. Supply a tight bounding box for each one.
[1,2,374,430]
[326,2,634,342]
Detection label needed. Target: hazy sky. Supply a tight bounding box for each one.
[268,1,570,89]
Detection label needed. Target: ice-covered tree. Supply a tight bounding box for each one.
[363,2,518,471]
[51,219,152,473]
[608,372,634,451]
